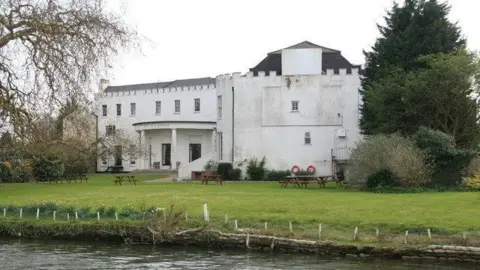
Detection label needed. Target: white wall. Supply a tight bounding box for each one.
[282,48,323,76]
[216,68,361,176]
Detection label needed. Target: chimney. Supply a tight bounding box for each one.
[99,79,110,92]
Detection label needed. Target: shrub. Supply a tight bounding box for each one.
[462,174,480,191]
[230,168,242,180]
[412,127,478,187]
[349,134,432,188]
[366,168,397,189]
[0,163,10,183]
[204,160,218,172]
[32,155,65,181]
[216,163,233,180]
[265,169,291,181]
[466,155,480,176]
[246,157,267,180]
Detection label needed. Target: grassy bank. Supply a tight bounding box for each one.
[0,174,479,238]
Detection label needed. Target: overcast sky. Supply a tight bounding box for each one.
[107,0,480,86]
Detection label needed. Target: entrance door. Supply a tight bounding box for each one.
[189,144,201,162]
[114,145,122,166]
[162,144,171,166]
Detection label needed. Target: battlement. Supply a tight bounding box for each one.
[216,67,360,81]
[99,83,216,98]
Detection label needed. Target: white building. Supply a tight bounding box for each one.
[95,41,362,179]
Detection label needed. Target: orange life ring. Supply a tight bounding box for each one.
[307,165,316,175]
[291,165,301,174]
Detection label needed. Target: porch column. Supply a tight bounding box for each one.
[139,130,145,169]
[171,128,177,169]
[211,129,217,156]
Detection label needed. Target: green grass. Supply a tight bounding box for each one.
[0,173,479,238]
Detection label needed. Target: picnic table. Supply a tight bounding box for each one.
[113,175,137,186]
[201,174,223,185]
[279,175,336,188]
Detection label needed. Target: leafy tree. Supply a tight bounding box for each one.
[364,50,480,146]
[360,0,466,134]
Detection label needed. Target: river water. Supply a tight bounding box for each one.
[0,239,475,269]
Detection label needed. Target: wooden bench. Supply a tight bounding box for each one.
[114,175,137,186]
[201,174,223,185]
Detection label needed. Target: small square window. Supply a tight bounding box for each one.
[116,104,121,116]
[194,98,200,112]
[292,101,299,112]
[304,132,311,145]
[102,105,107,116]
[106,125,116,136]
[130,103,136,116]
[174,100,181,113]
[155,101,161,115]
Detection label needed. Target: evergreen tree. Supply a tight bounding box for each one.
[360,0,466,134]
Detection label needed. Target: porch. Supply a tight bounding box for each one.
[133,121,217,176]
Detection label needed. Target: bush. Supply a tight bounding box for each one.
[230,168,242,180]
[265,169,291,181]
[412,127,477,187]
[366,168,397,189]
[32,156,65,181]
[462,174,480,191]
[204,160,218,172]
[0,163,10,183]
[349,134,432,188]
[216,162,233,180]
[466,155,480,176]
[246,157,267,180]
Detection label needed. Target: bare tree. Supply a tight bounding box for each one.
[0,0,138,139]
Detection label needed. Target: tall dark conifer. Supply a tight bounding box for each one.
[360,0,466,135]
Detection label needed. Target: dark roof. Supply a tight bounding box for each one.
[105,77,216,93]
[250,41,360,75]
[269,41,340,54]
[132,120,216,126]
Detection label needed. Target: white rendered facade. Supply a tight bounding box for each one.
[95,41,362,179]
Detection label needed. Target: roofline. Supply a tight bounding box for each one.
[132,121,217,126]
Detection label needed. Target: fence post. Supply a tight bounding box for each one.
[97,212,100,221]
[36,208,40,220]
[289,221,293,233]
[234,220,238,230]
[19,209,23,219]
[353,227,358,241]
[225,214,228,224]
[319,224,322,240]
[265,222,268,231]
[404,230,409,244]
[203,204,209,222]
[53,211,56,221]
[3,208,5,218]
[185,212,188,222]
[75,212,78,220]
[115,212,118,221]
[67,213,70,221]
[427,229,431,240]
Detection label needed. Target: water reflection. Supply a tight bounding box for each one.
[0,239,475,269]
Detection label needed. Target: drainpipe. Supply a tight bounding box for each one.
[91,112,99,173]
[231,86,235,164]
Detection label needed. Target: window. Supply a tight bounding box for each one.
[129,144,136,165]
[304,132,311,145]
[106,125,116,136]
[130,103,136,116]
[102,105,107,116]
[217,96,222,119]
[174,100,180,113]
[218,132,223,160]
[291,101,299,112]
[116,104,121,116]
[194,98,200,112]
[155,101,161,115]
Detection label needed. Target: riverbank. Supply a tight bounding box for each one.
[0,220,479,264]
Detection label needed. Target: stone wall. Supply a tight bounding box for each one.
[172,230,480,264]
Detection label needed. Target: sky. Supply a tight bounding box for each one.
[106,0,480,87]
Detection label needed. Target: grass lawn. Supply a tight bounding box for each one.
[0,174,479,238]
